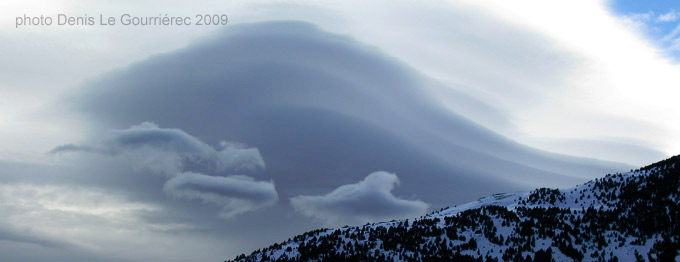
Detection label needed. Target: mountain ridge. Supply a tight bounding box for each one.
[227,155,680,262]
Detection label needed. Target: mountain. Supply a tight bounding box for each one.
[227,155,680,262]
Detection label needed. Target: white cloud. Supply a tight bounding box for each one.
[290,171,428,226]
[163,172,278,219]
[657,10,679,22]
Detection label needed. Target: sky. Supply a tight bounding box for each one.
[611,0,680,59]
[1,0,679,261]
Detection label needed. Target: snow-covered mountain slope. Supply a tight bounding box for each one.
[228,155,680,262]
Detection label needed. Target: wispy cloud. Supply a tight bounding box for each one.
[657,10,679,22]
[670,37,680,50]
[663,24,680,42]
[617,9,680,58]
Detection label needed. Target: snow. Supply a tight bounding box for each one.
[232,163,678,262]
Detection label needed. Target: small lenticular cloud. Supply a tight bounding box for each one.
[290,171,429,226]
[49,122,265,174]
[163,172,278,219]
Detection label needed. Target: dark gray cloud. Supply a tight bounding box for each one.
[291,171,428,226]
[163,172,278,218]
[72,20,630,206]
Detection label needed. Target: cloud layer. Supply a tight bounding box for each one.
[291,172,428,226]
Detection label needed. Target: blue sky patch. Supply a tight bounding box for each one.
[609,0,680,60]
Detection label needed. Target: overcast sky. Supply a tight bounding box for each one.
[1,0,679,261]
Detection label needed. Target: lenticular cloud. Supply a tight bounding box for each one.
[291,171,429,226]
[73,21,628,210]
[163,172,278,218]
[50,122,265,174]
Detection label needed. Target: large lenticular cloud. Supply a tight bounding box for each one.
[73,20,630,207]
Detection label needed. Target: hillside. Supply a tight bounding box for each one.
[227,155,680,262]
